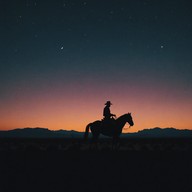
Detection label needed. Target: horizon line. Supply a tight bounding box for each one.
[1,126,192,133]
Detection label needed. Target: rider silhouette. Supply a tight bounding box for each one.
[103,101,116,123]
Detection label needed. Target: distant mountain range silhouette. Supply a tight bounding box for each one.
[0,127,192,138]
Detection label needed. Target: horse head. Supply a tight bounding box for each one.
[126,113,134,127]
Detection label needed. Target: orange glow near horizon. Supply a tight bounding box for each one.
[0,83,192,133]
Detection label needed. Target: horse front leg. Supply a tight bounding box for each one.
[112,135,120,151]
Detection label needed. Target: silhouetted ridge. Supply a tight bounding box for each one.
[0,127,191,138]
[123,127,192,138]
[0,127,83,138]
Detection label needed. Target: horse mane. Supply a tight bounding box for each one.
[117,113,130,121]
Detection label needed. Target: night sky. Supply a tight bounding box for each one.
[1,0,192,132]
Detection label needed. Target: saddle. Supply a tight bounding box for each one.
[101,118,116,136]
[101,118,116,128]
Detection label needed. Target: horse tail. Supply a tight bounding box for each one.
[84,123,91,141]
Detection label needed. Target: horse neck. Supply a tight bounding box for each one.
[116,115,127,129]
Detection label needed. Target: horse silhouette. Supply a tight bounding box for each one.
[84,113,134,148]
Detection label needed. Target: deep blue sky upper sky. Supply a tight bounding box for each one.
[0,0,192,131]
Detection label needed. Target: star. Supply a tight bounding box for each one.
[14,48,19,53]
[61,47,64,50]
[63,2,66,7]
[160,45,164,49]
[83,2,87,6]
[109,10,114,15]
[83,33,88,37]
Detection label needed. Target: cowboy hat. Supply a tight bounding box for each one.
[105,101,112,105]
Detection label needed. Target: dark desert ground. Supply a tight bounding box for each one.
[0,137,192,192]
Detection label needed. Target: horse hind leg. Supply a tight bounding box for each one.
[90,134,99,150]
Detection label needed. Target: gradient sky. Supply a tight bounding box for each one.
[1,0,192,132]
